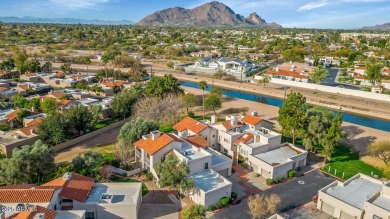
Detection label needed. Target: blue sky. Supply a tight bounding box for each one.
[0,0,389,28]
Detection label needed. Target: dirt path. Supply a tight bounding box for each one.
[54,126,121,163]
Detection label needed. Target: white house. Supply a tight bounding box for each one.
[317,173,390,219]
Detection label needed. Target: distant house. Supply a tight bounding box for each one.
[192,57,257,76]
[264,68,310,83]
[15,84,30,96]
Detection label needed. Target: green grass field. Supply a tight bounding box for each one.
[322,145,383,180]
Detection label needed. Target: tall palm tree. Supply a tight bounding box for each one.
[198,81,208,120]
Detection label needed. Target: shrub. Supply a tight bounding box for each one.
[254,173,260,177]
[288,169,296,178]
[241,162,248,169]
[0,124,10,132]
[208,204,215,211]
[181,204,205,219]
[231,192,238,200]
[215,202,222,209]
[145,172,154,181]
[187,111,195,118]
[123,164,132,171]
[166,62,174,68]
[266,178,273,186]
[274,177,282,183]
[238,154,245,164]
[221,197,231,206]
[111,159,120,168]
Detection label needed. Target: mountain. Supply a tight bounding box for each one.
[0,16,134,25]
[361,22,390,31]
[137,1,281,28]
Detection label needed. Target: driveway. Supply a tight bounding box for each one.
[321,68,360,90]
[210,170,336,219]
[139,190,179,219]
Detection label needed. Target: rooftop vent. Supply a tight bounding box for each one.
[100,193,114,204]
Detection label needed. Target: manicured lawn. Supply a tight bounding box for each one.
[322,160,383,180]
[159,124,175,133]
[111,176,149,196]
[94,117,121,129]
[194,116,225,122]
[321,144,383,180]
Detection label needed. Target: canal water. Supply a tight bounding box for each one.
[181,81,390,132]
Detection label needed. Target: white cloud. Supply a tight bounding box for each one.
[298,0,329,12]
[49,0,112,9]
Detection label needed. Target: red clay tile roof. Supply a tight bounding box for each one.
[7,206,58,219]
[101,81,116,88]
[220,120,244,130]
[234,133,254,145]
[173,117,208,134]
[15,125,39,136]
[5,110,21,122]
[45,92,65,99]
[59,173,94,202]
[0,186,57,203]
[135,133,182,155]
[356,66,366,70]
[25,117,43,127]
[0,87,8,92]
[0,184,37,189]
[241,115,263,126]
[53,71,66,78]
[17,85,30,91]
[354,75,365,80]
[265,69,309,79]
[24,73,36,77]
[113,80,125,87]
[41,176,67,187]
[185,135,208,148]
[58,99,73,108]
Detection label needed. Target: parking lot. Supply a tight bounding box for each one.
[211,170,336,219]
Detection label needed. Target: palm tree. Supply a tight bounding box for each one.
[198,81,208,120]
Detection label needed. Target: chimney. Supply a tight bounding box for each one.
[275,67,279,72]
[151,131,161,140]
[251,111,258,116]
[210,115,217,124]
[63,172,72,181]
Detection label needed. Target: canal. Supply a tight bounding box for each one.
[181,81,390,132]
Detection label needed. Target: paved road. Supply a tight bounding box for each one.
[321,68,360,90]
[211,170,336,219]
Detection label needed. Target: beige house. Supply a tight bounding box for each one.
[317,173,390,219]
[0,172,142,219]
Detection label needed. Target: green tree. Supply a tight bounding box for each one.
[198,81,208,120]
[72,151,103,176]
[367,141,390,165]
[181,93,198,113]
[40,98,58,114]
[112,88,141,119]
[0,140,55,184]
[144,74,183,97]
[322,111,345,164]
[118,118,159,145]
[16,109,31,123]
[278,91,306,145]
[281,47,308,62]
[365,63,383,84]
[205,93,222,115]
[12,47,28,74]
[11,93,27,109]
[67,104,94,136]
[25,98,40,111]
[60,62,73,74]
[41,61,52,73]
[302,107,334,151]
[38,112,71,145]
[23,60,41,73]
[258,75,271,88]
[0,59,15,73]
[310,68,329,84]
[154,154,193,198]
[128,61,147,82]
[181,205,205,219]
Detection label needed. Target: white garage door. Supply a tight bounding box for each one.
[340,211,355,219]
[261,169,270,179]
[321,202,335,216]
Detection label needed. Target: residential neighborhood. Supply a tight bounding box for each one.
[0,1,390,219]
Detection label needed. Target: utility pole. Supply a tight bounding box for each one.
[240,66,243,83]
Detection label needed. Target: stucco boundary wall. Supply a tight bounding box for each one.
[53,120,126,153]
[267,78,390,102]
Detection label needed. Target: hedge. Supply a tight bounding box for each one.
[220,197,231,206]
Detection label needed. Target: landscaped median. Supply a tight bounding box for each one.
[320,144,383,180]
